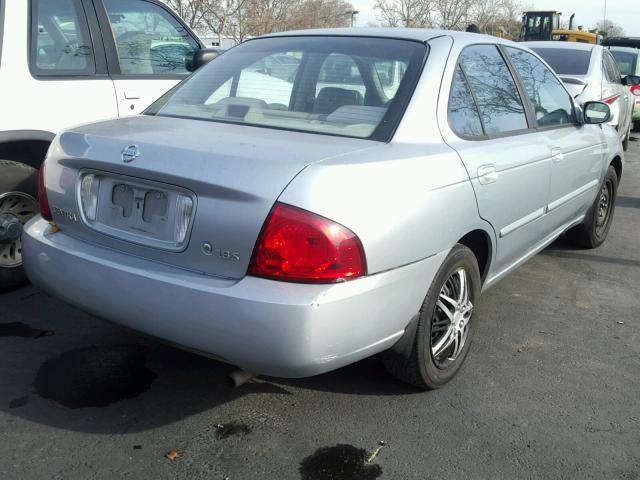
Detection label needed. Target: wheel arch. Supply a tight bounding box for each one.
[456,228,493,284]
[0,130,55,170]
[610,155,622,181]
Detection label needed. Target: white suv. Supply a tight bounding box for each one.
[0,0,206,289]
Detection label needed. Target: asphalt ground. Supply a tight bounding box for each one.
[1,136,639,480]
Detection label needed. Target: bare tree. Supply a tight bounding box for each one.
[596,19,624,38]
[164,0,210,29]
[374,0,436,27]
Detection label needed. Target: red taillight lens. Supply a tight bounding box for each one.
[631,85,640,97]
[603,94,621,105]
[248,203,366,283]
[38,163,53,222]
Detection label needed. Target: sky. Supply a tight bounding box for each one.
[349,0,640,36]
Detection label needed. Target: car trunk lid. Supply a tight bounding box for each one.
[46,115,375,279]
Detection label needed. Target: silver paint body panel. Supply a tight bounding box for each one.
[23,30,623,377]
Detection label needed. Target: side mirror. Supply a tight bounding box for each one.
[186,48,225,72]
[583,101,611,124]
[622,75,640,87]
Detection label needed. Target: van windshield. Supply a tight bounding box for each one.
[146,36,427,141]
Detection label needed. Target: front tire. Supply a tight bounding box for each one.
[0,160,40,292]
[383,244,481,389]
[566,165,618,249]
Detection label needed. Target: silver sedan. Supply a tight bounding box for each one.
[23,29,623,389]
[525,41,638,151]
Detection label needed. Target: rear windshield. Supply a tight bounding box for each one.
[530,48,592,75]
[610,50,638,76]
[146,36,427,141]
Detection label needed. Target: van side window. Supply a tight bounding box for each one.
[30,0,95,76]
[459,45,529,135]
[506,47,576,127]
[448,65,484,138]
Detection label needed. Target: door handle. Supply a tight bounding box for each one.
[551,147,564,163]
[477,165,498,185]
[124,90,141,100]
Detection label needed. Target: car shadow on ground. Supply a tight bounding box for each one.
[0,293,420,434]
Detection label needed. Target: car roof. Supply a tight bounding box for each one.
[522,41,597,52]
[258,27,517,46]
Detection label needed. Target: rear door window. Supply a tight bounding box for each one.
[603,52,622,84]
[30,0,96,76]
[102,0,199,75]
[506,47,576,127]
[530,48,592,76]
[459,45,529,135]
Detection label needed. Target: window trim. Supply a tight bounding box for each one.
[0,0,5,68]
[501,45,580,132]
[28,0,100,78]
[447,43,534,142]
[92,0,204,78]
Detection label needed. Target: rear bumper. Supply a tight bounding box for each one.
[22,218,447,377]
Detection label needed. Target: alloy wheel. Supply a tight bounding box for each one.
[430,267,473,369]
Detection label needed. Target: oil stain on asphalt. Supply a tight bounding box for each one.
[34,344,156,408]
[0,322,54,338]
[299,444,383,480]
[215,422,252,440]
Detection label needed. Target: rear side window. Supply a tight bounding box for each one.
[459,45,528,135]
[30,0,96,76]
[603,52,622,84]
[611,50,638,76]
[506,48,576,127]
[530,48,592,75]
[448,65,484,137]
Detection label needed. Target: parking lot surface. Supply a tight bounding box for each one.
[1,138,639,480]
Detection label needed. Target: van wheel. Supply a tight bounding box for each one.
[566,166,618,249]
[0,160,40,291]
[382,244,481,389]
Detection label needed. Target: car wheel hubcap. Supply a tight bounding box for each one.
[430,267,473,369]
[0,192,39,268]
[595,180,613,237]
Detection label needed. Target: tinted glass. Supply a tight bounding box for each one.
[459,45,528,135]
[506,48,576,127]
[530,48,592,75]
[103,0,199,75]
[31,0,95,75]
[611,50,638,76]
[148,36,426,140]
[448,65,483,137]
[604,53,622,84]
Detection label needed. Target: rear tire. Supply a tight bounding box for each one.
[566,166,618,249]
[382,244,481,389]
[623,126,631,152]
[0,160,40,292]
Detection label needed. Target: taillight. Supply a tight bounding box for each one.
[603,94,621,105]
[38,163,53,222]
[631,85,640,97]
[248,203,366,283]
